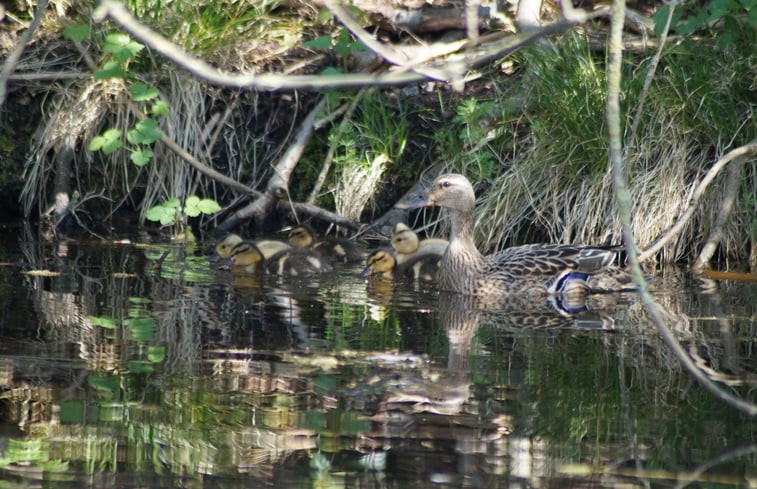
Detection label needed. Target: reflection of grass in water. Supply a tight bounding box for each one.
[143,246,218,283]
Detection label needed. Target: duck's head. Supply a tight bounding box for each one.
[209,233,244,262]
[288,225,316,248]
[218,242,265,272]
[360,249,397,278]
[406,173,476,213]
[390,223,420,254]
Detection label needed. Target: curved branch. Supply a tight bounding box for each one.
[638,141,757,262]
[93,0,595,91]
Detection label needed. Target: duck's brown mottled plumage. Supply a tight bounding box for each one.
[409,173,631,297]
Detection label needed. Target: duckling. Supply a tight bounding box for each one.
[287,224,364,264]
[360,248,441,282]
[209,233,291,263]
[223,241,333,276]
[265,247,333,276]
[390,223,448,265]
[407,173,631,297]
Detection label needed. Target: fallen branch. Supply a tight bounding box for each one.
[213,98,327,234]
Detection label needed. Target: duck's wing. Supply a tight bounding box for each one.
[484,244,619,279]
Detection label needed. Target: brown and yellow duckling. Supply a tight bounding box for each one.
[407,173,631,297]
[360,248,442,282]
[209,233,291,262]
[287,224,364,264]
[222,240,333,276]
[390,222,448,265]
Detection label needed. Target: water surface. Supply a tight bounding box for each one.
[0,230,754,488]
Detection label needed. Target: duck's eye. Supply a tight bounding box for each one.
[441,180,451,188]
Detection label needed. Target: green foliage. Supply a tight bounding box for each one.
[654,0,757,48]
[304,28,366,72]
[145,196,221,229]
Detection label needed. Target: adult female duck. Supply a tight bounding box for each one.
[408,173,630,297]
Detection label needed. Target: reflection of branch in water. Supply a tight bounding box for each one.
[672,443,757,489]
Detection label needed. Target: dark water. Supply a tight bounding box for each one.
[0,229,754,488]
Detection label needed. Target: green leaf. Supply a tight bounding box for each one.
[103,33,144,63]
[183,195,201,217]
[164,197,181,208]
[89,129,123,154]
[183,196,221,217]
[94,60,126,80]
[130,148,153,167]
[127,118,161,144]
[145,205,177,226]
[63,24,90,42]
[304,35,332,50]
[197,198,221,215]
[151,100,170,116]
[130,83,159,101]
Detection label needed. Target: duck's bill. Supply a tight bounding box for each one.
[396,193,432,210]
[359,266,373,278]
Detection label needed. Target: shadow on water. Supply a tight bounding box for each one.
[0,228,754,488]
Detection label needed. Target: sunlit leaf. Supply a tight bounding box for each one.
[94,60,126,80]
[131,118,161,144]
[130,148,153,167]
[88,374,119,394]
[184,195,221,217]
[130,82,159,101]
[63,24,90,42]
[151,99,170,116]
[145,205,177,225]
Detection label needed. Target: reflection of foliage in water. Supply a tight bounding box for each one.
[0,239,754,486]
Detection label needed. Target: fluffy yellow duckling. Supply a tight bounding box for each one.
[225,241,333,276]
[209,233,290,263]
[390,223,448,265]
[287,224,364,264]
[360,248,441,282]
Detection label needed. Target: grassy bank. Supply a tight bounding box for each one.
[4,0,755,266]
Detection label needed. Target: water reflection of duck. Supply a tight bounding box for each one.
[287,224,364,264]
[408,173,631,298]
[390,223,448,265]
[361,248,441,282]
